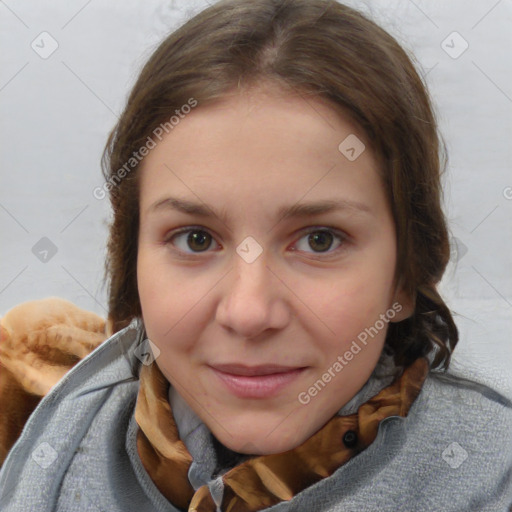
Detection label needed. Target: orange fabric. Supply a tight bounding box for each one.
[135,357,429,511]
[0,298,107,467]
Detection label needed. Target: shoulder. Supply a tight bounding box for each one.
[344,369,512,508]
[393,369,512,505]
[417,369,512,430]
[407,368,512,450]
[8,316,147,428]
[0,319,147,510]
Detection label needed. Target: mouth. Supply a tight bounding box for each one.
[209,363,308,399]
[211,363,305,376]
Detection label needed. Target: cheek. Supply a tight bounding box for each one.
[137,248,183,339]
[294,264,396,365]
[136,247,215,354]
[301,273,392,338]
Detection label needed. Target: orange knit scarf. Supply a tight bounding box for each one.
[134,357,429,511]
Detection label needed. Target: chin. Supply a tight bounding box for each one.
[213,425,307,456]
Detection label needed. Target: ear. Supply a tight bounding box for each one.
[389,286,415,322]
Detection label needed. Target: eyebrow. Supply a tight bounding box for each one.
[146,196,372,223]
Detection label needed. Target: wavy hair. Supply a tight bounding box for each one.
[101,0,458,370]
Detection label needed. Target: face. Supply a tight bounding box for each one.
[137,84,412,455]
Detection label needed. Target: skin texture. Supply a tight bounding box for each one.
[136,84,413,455]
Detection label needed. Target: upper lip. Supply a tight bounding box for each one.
[210,364,305,376]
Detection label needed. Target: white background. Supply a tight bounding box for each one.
[1,0,511,395]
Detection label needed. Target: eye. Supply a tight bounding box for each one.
[164,226,348,258]
[293,227,347,257]
[165,227,219,254]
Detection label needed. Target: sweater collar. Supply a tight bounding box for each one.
[134,349,428,511]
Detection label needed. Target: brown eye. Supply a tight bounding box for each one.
[186,230,212,252]
[294,228,346,256]
[167,228,216,254]
[308,231,334,252]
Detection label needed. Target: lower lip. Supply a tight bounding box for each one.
[210,367,306,399]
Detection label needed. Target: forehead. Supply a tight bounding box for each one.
[137,86,387,221]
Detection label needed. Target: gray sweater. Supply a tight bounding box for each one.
[0,319,511,511]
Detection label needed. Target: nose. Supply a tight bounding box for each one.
[215,251,290,339]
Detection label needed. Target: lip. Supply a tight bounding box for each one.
[209,364,307,399]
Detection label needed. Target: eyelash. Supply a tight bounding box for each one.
[163,225,349,259]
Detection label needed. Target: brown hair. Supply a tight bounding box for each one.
[101,0,458,370]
